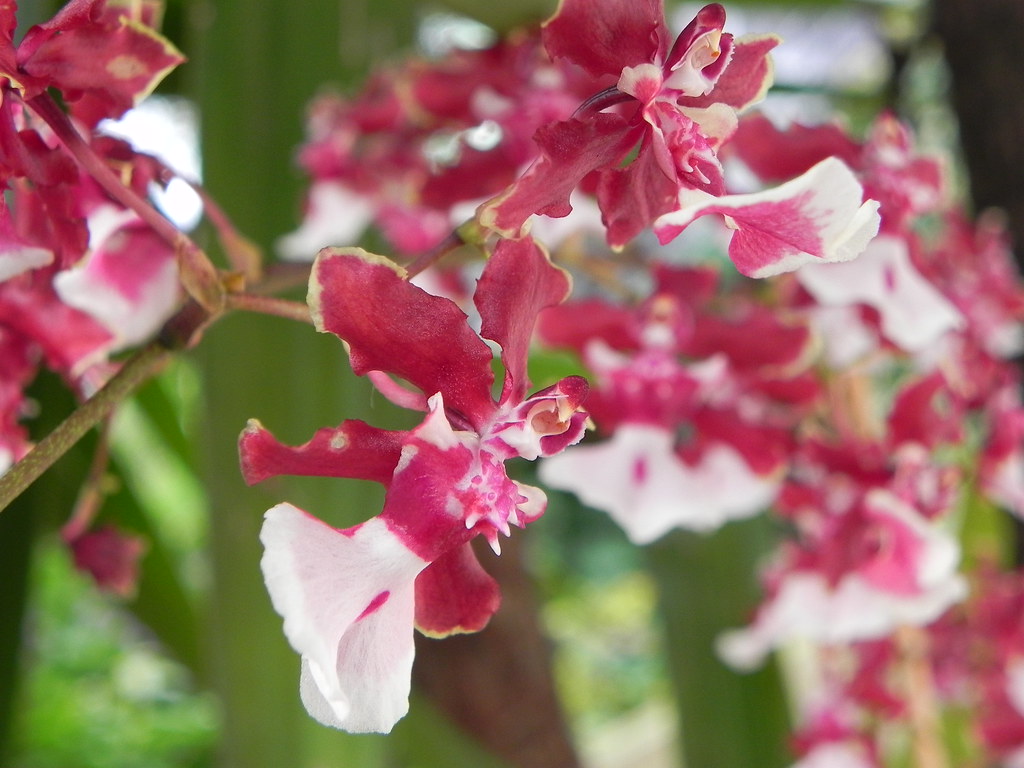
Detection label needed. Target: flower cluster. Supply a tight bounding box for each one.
[529,102,1024,764]
[0,0,189,587]
[6,0,1023,761]
[243,0,895,737]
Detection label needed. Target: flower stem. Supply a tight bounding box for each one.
[0,342,172,514]
[226,293,312,324]
[404,227,472,280]
[897,625,949,768]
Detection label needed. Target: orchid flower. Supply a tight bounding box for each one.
[478,1,880,273]
[536,264,815,543]
[241,237,588,733]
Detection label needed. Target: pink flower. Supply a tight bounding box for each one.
[478,1,880,271]
[241,237,588,732]
[64,524,147,598]
[536,264,814,542]
[718,489,965,670]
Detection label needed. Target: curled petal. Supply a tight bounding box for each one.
[664,4,732,97]
[492,375,590,460]
[679,34,778,112]
[655,157,881,278]
[476,236,572,405]
[260,505,428,733]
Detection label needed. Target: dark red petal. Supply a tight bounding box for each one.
[541,0,668,78]
[18,0,184,125]
[414,543,501,637]
[478,114,635,237]
[239,418,405,486]
[476,237,571,405]
[687,408,790,476]
[537,299,639,354]
[310,248,496,430]
[597,139,678,248]
[887,373,963,449]
[685,306,812,372]
[65,524,146,598]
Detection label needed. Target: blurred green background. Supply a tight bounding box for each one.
[2,0,1017,766]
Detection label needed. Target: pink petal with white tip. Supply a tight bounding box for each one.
[717,566,966,671]
[717,490,966,670]
[260,504,429,734]
[654,157,880,278]
[0,201,52,281]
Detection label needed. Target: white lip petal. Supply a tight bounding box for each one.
[540,423,776,544]
[260,505,428,733]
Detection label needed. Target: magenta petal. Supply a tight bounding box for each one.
[541,0,668,78]
[414,543,501,637]
[18,1,184,125]
[477,114,635,238]
[383,395,529,559]
[597,139,678,248]
[239,418,405,486]
[537,299,638,354]
[476,237,571,404]
[65,524,146,597]
[733,113,863,185]
[310,248,496,430]
[0,201,52,281]
[54,221,180,350]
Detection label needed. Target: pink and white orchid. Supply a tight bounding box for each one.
[536,264,813,543]
[241,237,588,733]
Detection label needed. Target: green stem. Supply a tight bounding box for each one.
[0,343,172,513]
